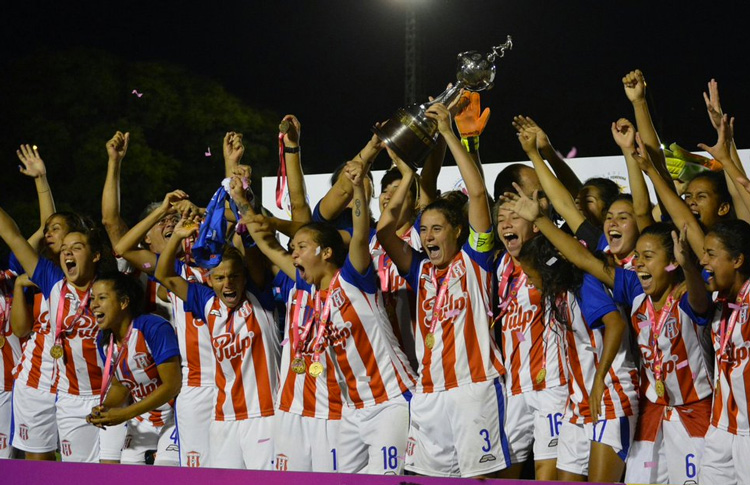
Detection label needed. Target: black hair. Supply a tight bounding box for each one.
[423,195,469,247]
[96,271,146,318]
[380,167,418,199]
[493,163,532,202]
[296,222,347,268]
[707,219,750,278]
[688,171,732,206]
[518,235,583,327]
[41,211,88,261]
[65,221,118,275]
[581,177,620,214]
[638,222,685,282]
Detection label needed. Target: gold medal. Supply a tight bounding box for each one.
[50,344,64,359]
[425,333,435,350]
[0,335,5,349]
[279,120,290,134]
[535,368,547,384]
[655,379,665,398]
[308,361,324,378]
[291,357,306,375]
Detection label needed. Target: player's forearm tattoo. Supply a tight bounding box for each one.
[355,198,361,217]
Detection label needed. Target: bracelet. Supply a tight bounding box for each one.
[461,136,480,153]
[284,146,300,154]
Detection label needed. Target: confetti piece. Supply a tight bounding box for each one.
[516,331,526,342]
[446,309,461,318]
[142,263,152,269]
[205,147,212,157]
[280,338,288,346]
[566,147,578,159]
[258,438,270,443]
[665,263,678,272]
[546,257,558,266]
[131,89,143,98]
[639,320,652,330]
[644,461,657,468]
[676,360,688,370]
[729,303,742,310]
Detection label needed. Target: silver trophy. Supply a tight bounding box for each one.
[373,36,513,168]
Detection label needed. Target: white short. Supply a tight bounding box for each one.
[121,417,179,466]
[405,378,510,477]
[11,384,57,453]
[98,422,127,461]
[556,415,636,476]
[56,392,100,462]
[504,385,568,463]
[0,390,15,458]
[175,386,215,467]
[209,417,274,470]
[338,398,410,474]
[700,426,750,485]
[273,410,340,472]
[625,411,705,485]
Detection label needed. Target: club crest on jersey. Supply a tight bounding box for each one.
[186,451,201,467]
[237,302,253,319]
[450,260,466,279]
[664,316,679,340]
[61,439,72,456]
[740,304,749,325]
[133,352,150,370]
[0,433,7,450]
[275,453,289,471]
[330,288,345,309]
[406,437,416,456]
[19,424,29,441]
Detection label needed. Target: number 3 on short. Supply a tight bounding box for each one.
[479,429,492,452]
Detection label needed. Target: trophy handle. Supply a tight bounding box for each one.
[419,81,465,110]
[488,35,513,63]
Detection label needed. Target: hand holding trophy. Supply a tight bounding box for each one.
[373,36,513,168]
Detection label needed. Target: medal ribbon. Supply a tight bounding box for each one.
[100,323,134,404]
[644,288,680,382]
[275,132,288,210]
[54,281,94,349]
[309,271,341,363]
[427,260,459,341]
[495,255,525,325]
[378,252,390,292]
[720,279,750,357]
[291,289,316,358]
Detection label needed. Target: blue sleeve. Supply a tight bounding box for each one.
[185,283,214,322]
[612,267,643,306]
[246,278,275,312]
[678,292,712,327]
[340,256,377,294]
[401,248,427,292]
[8,253,25,276]
[139,315,181,365]
[149,254,182,283]
[30,257,65,299]
[96,332,106,362]
[579,274,619,329]
[312,200,353,232]
[272,271,295,303]
[462,226,495,272]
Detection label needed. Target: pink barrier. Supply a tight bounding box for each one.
[1,460,621,485]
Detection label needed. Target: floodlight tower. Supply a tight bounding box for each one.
[404,3,421,105]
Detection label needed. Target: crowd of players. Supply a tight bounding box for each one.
[1,69,750,484]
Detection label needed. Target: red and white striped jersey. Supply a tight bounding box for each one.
[613,268,714,406]
[370,227,421,372]
[185,283,279,421]
[275,271,343,420]
[320,258,416,408]
[169,261,214,388]
[402,228,505,393]
[1,269,24,392]
[13,291,55,392]
[710,288,750,435]
[558,277,639,424]
[31,259,103,396]
[99,314,181,427]
[495,252,567,395]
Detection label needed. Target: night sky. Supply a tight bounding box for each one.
[2,0,749,173]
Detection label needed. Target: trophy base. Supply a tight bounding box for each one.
[372,107,438,169]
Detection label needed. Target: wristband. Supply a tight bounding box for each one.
[461,136,479,153]
[284,146,300,154]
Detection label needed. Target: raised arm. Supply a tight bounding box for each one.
[633,134,705,256]
[418,134,446,209]
[513,116,585,232]
[223,132,244,178]
[704,79,746,176]
[101,131,130,245]
[317,134,382,221]
[428,103,490,232]
[590,309,627,423]
[508,186,615,287]
[113,190,188,273]
[228,167,269,289]
[242,214,296,280]
[153,219,196,302]
[611,118,655,230]
[16,144,56,251]
[0,207,39,277]
[10,274,35,338]
[344,161,371,274]
[279,115,311,222]
[673,224,709,314]
[376,149,416,275]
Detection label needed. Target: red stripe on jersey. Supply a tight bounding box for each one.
[185,313,202,386]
